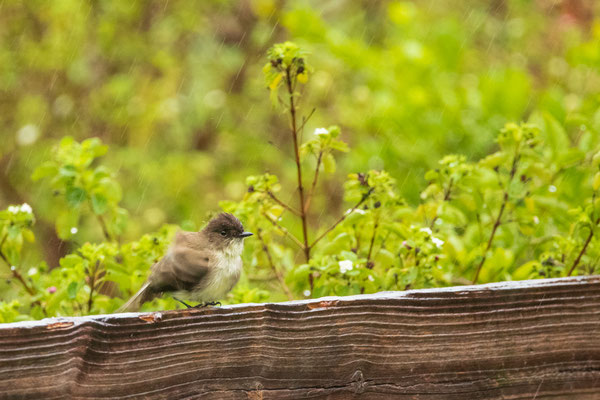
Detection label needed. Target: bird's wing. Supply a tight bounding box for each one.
[148,241,211,293]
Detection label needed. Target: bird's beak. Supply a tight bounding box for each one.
[238,232,253,238]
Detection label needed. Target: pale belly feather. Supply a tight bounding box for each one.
[176,241,243,303]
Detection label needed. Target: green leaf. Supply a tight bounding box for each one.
[31,163,58,181]
[66,186,86,207]
[321,232,352,255]
[67,281,79,299]
[97,178,122,203]
[82,137,108,158]
[91,193,108,215]
[512,261,540,281]
[56,209,80,239]
[22,229,35,243]
[542,112,569,157]
[375,249,396,266]
[60,254,83,269]
[593,172,600,191]
[59,165,78,178]
[329,140,349,152]
[289,263,311,282]
[323,153,336,173]
[424,170,438,181]
[110,207,129,236]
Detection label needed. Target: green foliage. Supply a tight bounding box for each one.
[32,137,127,241]
[2,3,600,322]
[0,204,35,266]
[264,41,311,105]
[0,137,183,320]
[223,42,600,303]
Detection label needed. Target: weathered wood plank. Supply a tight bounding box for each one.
[1,276,599,399]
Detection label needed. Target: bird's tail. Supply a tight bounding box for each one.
[117,282,154,313]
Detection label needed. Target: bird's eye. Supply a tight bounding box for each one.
[220,230,227,237]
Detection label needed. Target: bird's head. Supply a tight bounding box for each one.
[203,213,253,251]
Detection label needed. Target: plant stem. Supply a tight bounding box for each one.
[261,211,305,249]
[256,229,293,300]
[429,178,454,229]
[96,212,113,242]
[0,234,35,296]
[87,260,100,313]
[310,188,374,249]
[267,191,300,216]
[472,149,520,284]
[366,213,380,266]
[285,67,310,262]
[568,216,600,276]
[472,195,507,283]
[304,151,323,213]
[298,108,316,137]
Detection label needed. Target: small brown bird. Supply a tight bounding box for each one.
[119,213,252,311]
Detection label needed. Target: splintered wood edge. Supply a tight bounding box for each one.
[2,275,598,330]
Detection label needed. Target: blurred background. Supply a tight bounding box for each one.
[1,0,599,271]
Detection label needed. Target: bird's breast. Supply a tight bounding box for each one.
[189,244,243,302]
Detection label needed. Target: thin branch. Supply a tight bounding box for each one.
[366,213,380,266]
[256,229,293,300]
[443,178,454,201]
[285,67,310,262]
[429,178,454,229]
[96,213,113,242]
[0,234,35,296]
[87,260,100,313]
[304,151,323,213]
[267,191,301,217]
[298,107,316,141]
[471,194,507,283]
[568,216,600,276]
[472,148,520,284]
[261,211,305,249]
[310,188,374,249]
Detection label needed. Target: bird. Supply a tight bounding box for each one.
[119,213,253,312]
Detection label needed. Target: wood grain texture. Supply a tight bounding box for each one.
[1,276,600,399]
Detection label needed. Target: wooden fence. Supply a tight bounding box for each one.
[1,276,600,399]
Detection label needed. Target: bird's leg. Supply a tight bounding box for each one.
[173,297,193,309]
[175,299,221,309]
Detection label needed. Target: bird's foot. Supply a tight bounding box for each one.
[174,297,221,309]
[173,297,193,309]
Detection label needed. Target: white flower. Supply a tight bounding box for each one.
[7,203,32,214]
[533,216,540,225]
[431,236,445,249]
[314,127,329,136]
[303,290,311,297]
[339,260,354,273]
[420,227,433,235]
[345,208,365,215]
[368,275,374,282]
[548,185,557,193]
[70,227,78,234]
